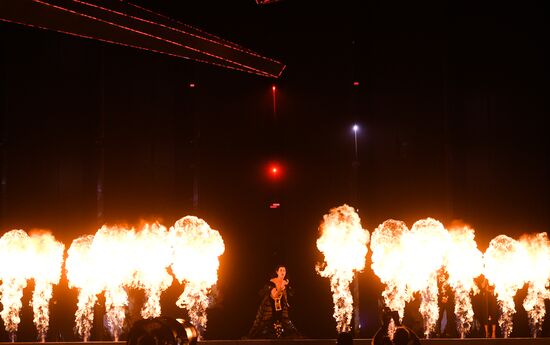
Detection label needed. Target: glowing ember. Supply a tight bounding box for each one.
[66,235,102,341]
[169,216,225,339]
[0,230,32,341]
[406,218,449,338]
[131,223,173,319]
[520,232,550,337]
[28,232,65,342]
[444,225,483,338]
[483,235,529,338]
[370,219,413,321]
[315,204,370,333]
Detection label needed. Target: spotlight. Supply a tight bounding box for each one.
[127,317,198,345]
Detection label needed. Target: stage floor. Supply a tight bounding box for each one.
[3,338,550,345]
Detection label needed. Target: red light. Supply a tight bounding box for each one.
[353,81,359,86]
[189,83,196,88]
[272,85,276,91]
[267,162,283,180]
[269,203,281,209]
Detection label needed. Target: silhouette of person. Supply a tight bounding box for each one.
[372,307,421,345]
[479,276,498,338]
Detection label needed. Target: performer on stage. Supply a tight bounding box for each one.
[247,265,300,339]
[479,276,498,338]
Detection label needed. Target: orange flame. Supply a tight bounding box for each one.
[67,226,137,341]
[316,205,370,333]
[444,225,483,337]
[66,235,102,341]
[28,232,65,342]
[66,218,224,340]
[131,223,173,319]
[407,218,449,338]
[520,232,550,337]
[370,219,413,321]
[169,216,225,339]
[91,226,136,341]
[483,235,529,338]
[371,218,450,338]
[0,230,32,341]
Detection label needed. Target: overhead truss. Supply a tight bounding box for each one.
[0,0,285,78]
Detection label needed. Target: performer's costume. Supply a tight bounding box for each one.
[247,280,300,338]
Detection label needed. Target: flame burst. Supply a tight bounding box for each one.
[66,235,102,341]
[0,230,63,342]
[520,232,550,337]
[0,230,32,341]
[131,223,173,319]
[444,225,483,337]
[370,219,413,321]
[66,218,224,340]
[483,235,529,338]
[407,218,449,338]
[67,226,137,341]
[316,205,370,333]
[92,226,136,341]
[170,216,225,339]
[28,232,65,342]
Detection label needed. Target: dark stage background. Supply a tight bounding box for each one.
[0,0,548,341]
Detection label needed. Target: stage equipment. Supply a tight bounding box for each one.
[0,0,285,78]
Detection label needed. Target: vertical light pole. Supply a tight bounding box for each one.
[272,85,277,120]
[353,124,359,161]
[351,124,360,337]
